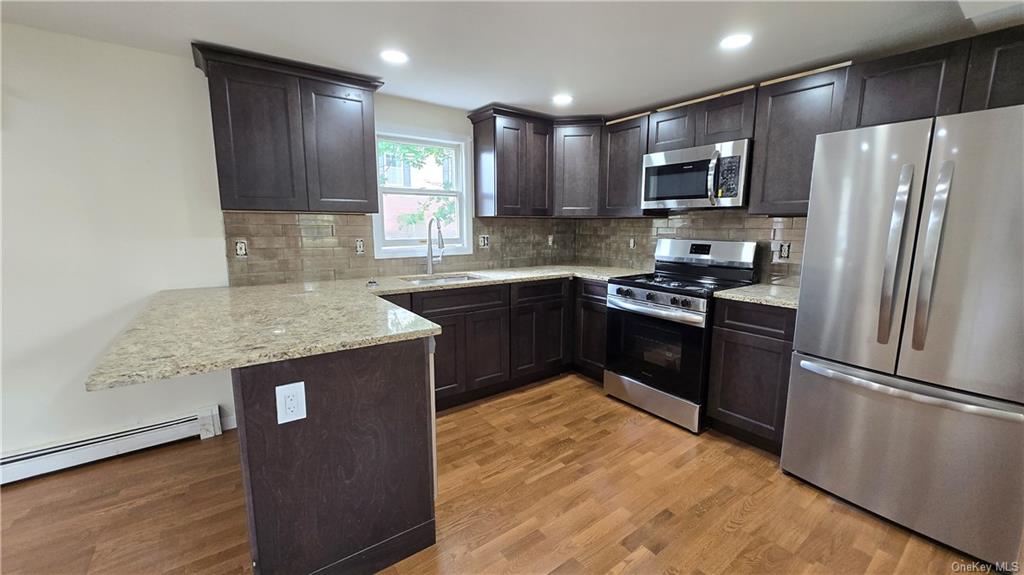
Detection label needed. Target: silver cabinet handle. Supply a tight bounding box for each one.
[912,161,954,350]
[877,163,915,344]
[799,359,1024,423]
[706,150,720,206]
[607,295,706,327]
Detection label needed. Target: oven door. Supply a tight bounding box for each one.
[604,299,708,403]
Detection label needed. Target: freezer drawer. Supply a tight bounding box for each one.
[782,352,1024,565]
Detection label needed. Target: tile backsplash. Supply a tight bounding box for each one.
[576,212,806,283]
[223,211,805,286]
[223,212,576,286]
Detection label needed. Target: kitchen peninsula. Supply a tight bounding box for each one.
[85,265,641,573]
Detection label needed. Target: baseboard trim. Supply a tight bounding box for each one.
[1,405,225,484]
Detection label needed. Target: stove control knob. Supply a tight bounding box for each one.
[670,297,680,306]
[645,292,657,302]
[615,287,626,296]
[682,299,692,308]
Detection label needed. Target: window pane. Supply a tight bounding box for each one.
[381,193,461,241]
[377,139,457,191]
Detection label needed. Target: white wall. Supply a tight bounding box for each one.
[1,23,234,454]
[0,24,476,455]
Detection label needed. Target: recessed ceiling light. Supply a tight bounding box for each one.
[552,93,573,106]
[380,49,409,64]
[719,33,752,50]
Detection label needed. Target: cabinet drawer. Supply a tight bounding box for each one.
[714,299,796,341]
[411,285,509,317]
[511,279,568,305]
[575,279,607,302]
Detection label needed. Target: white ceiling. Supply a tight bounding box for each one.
[3,2,1020,116]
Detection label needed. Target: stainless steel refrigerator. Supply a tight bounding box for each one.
[782,104,1024,566]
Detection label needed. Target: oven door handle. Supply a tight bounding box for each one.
[607,296,706,327]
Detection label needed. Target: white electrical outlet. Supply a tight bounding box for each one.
[275,381,307,424]
[234,240,248,257]
[478,234,490,248]
[629,237,637,249]
[547,235,554,247]
[355,239,365,255]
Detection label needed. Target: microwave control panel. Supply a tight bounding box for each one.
[716,156,742,198]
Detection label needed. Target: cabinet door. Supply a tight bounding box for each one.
[748,69,847,216]
[524,121,554,215]
[207,61,308,211]
[647,106,697,152]
[430,313,467,399]
[301,80,378,213]
[708,327,792,448]
[841,39,970,129]
[574,298,607,381]
[537,299,571,371]
[695,89,757,145]
[962,25,1024,112]
[464,308,510,390]
[494,115,527,216]
[553,125,602,217]
[510,303,541,379]
[601,116,647,217]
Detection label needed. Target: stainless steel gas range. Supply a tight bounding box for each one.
[604,239,758,432]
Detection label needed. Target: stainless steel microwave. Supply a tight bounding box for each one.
[641,138,751,211]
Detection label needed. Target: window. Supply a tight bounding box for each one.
[372,133,473,259]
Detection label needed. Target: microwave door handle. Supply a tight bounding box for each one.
[876,163,914,344]
[706,150,720,206]
[911,160,954,350]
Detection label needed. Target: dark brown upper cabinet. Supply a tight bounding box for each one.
[194,43,382,213]
[841,39,970,129]
[748,68,848,216]
[525,121,554,215]
[553,122,603,217]
[600,115,648,217]
[301,79,378,213]
[647,106,697,152]
[962,24,1024,112]
[205,61,309,211]
[470,106,553,217]
[696,88,757,145]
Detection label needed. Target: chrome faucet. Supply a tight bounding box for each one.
[425,217,445,274]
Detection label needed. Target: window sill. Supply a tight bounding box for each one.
[373,244,474,260]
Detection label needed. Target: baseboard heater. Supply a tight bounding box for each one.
[0,405,223,485]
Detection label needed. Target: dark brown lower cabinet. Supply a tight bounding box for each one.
[465,308,510,390]
[511,297,571,381]
[430,313,467,399]
[573,280,608,382]
[411,285,510,407]
[708,299,796,453]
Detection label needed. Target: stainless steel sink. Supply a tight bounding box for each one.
[400,274,482,286]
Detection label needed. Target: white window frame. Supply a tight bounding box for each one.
[372,131,474,259]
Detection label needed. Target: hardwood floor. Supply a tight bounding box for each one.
[2,374,970,574]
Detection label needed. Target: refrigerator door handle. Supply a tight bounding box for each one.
[877,163,915,343]
[911,160,955,350]
[798,358,1024,423]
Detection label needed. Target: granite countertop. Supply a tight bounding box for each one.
[714,283,800,309]
[86,265,645,391]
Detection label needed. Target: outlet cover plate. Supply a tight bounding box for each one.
[275,381,307,424]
